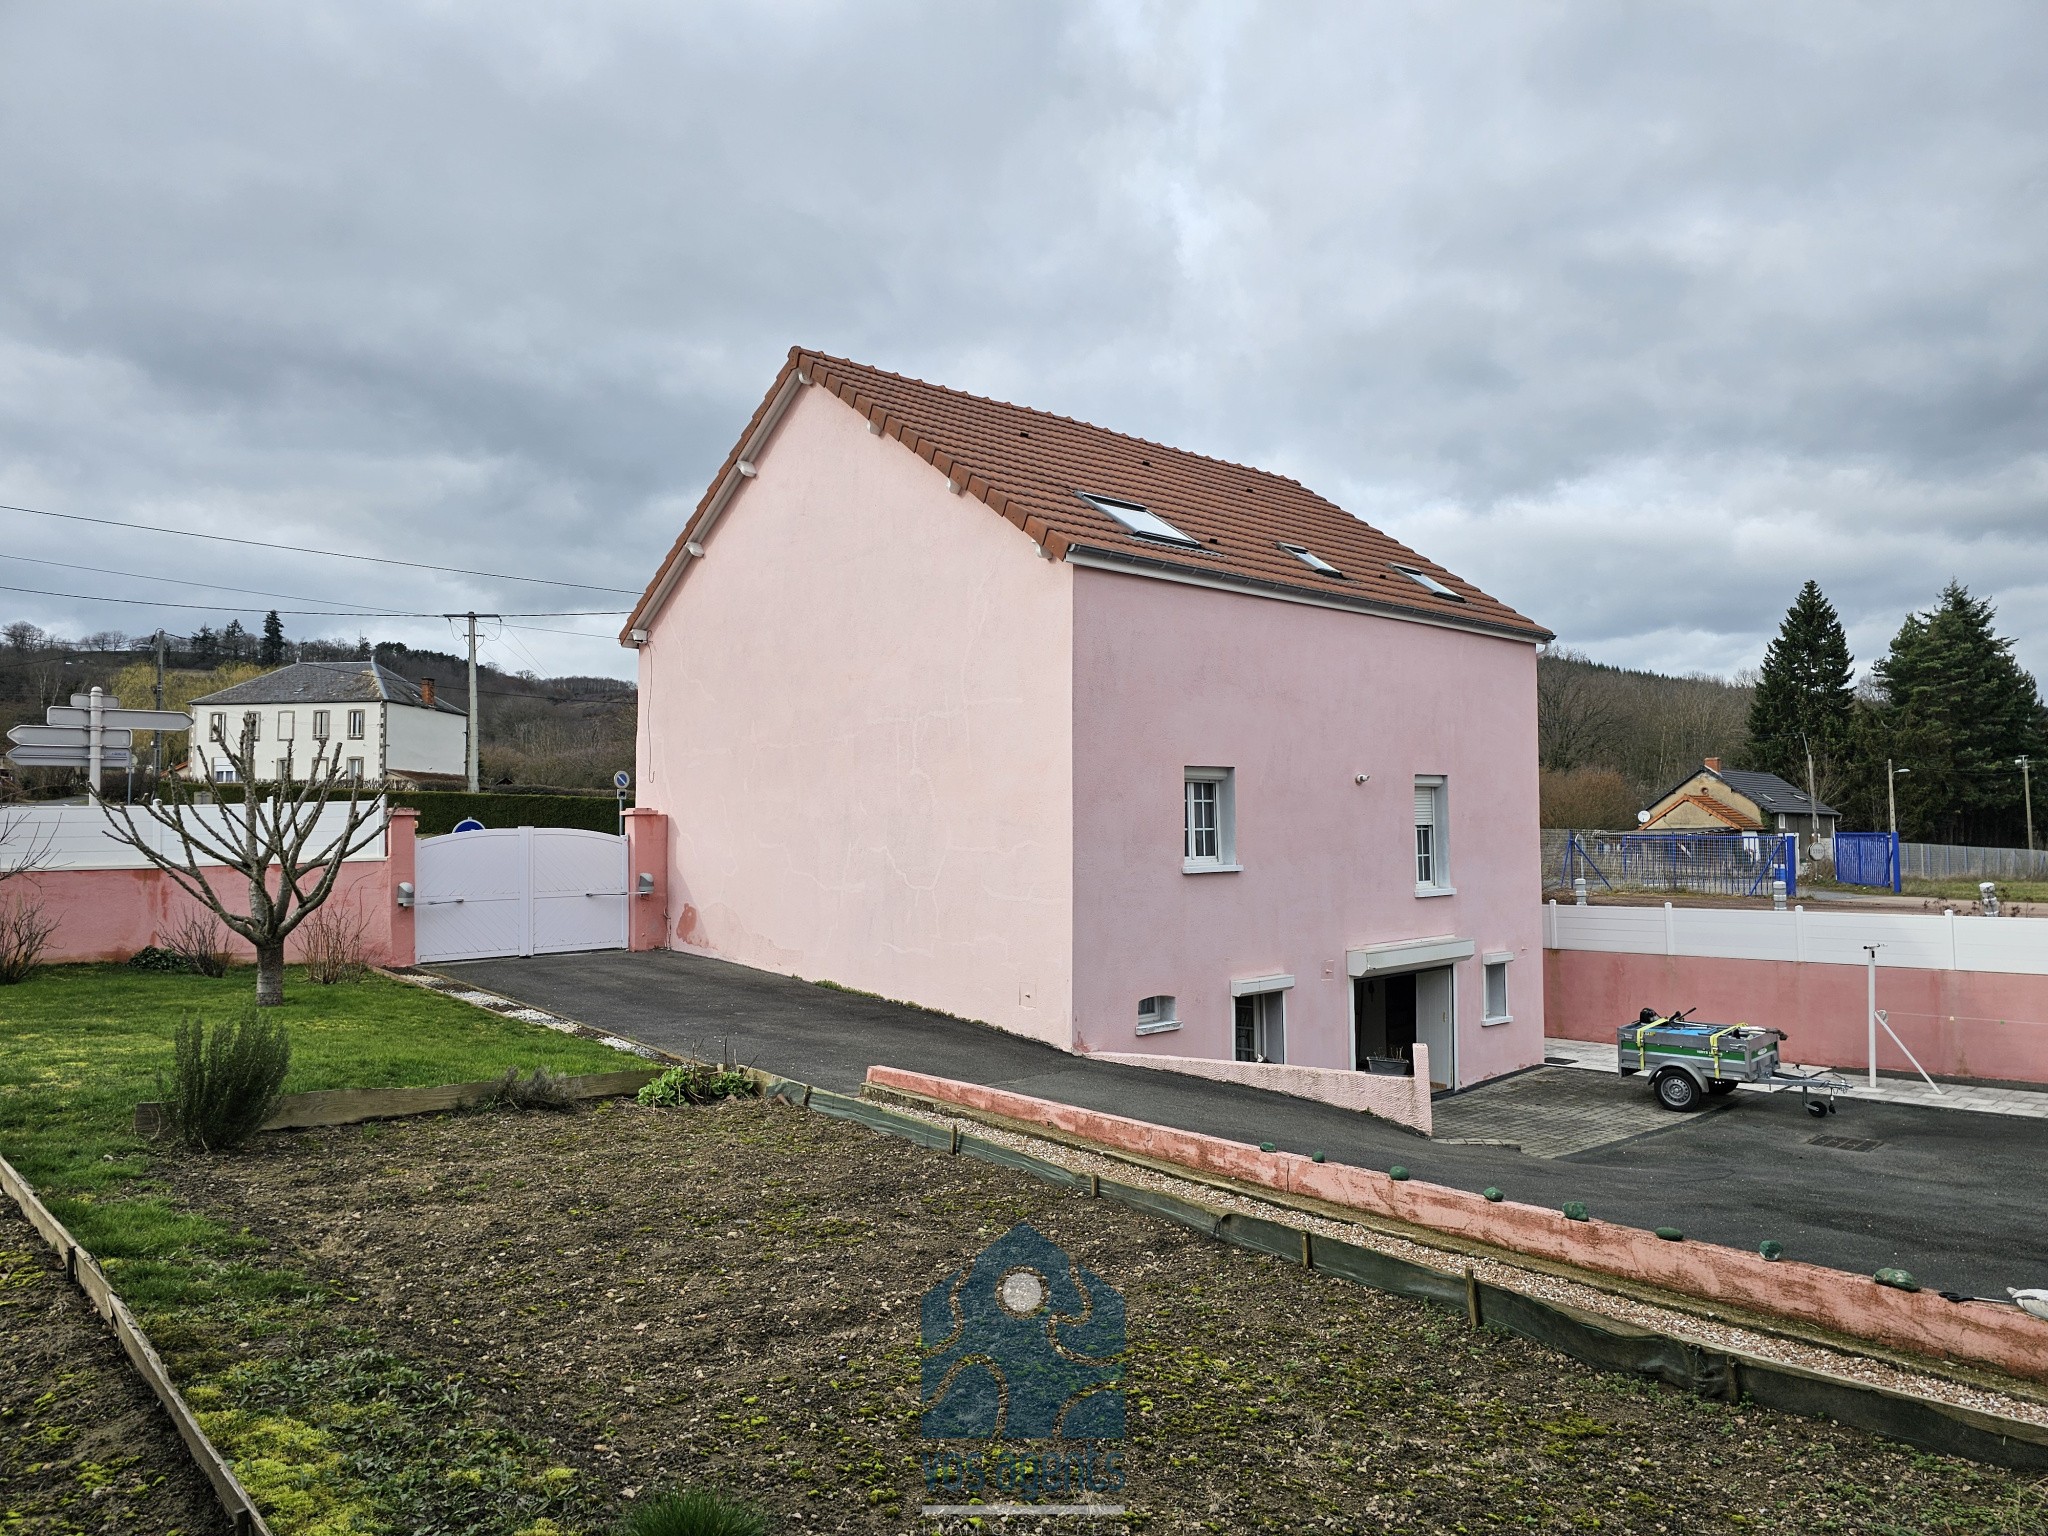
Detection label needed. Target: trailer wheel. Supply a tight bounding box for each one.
[1654,1069,1702,1112]
[1807,1099,1830,1118]
[1706,1080,1739,1096]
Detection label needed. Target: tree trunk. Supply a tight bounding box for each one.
[255,943,286,1007]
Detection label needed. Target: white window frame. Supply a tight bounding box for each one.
[1136,995,1180,1036]
[1231,984,1288,1064]
[208,712,226,743]
[277,710,295,740]
[241,711,261,742]
[346,756,365,784]
[312,709,330,740]
[1482,951,1513,1025]
[1414,775,1452,896]
[212,763,237,784]
[346,708,366,741]
[1183,767,1239,873]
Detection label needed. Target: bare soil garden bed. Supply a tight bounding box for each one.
[157,1096,2048,1534]
[0,1205,226,1536]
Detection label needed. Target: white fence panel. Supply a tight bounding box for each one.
[0,802,386,871]
[414,825,628,964]
[1548,900,2048,976]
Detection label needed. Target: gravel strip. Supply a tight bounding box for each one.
[873,1095,2048,1430]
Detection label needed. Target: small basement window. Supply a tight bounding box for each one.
[1483,955,1511,1024]
[1278,542,1341,576]
[1137,995,1180,1036]
[1393,565,1463,599]
[1079,491,1198,547]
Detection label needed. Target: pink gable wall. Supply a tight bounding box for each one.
[634,386,1077,1044]
[1071,567,1543,1087]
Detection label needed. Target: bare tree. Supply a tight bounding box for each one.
[95,717,386,1006]
[0,809,59,984]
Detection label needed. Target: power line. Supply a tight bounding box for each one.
[0,500,641,595]
[0,550,416,616]
[0,578,624,619]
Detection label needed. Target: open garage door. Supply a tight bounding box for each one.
[415,826,628,962]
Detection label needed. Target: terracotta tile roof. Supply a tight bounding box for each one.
[625,347,1551,643]
[1642,792,1762,832]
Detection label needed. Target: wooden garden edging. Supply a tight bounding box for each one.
[133,1067,662,1137]
[0,1150,273,1536]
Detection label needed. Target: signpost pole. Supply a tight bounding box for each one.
[88,686,103,798]
[466,612,480,794]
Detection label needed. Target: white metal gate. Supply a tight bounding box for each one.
[414,826,629,963]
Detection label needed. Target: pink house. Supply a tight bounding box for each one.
[624,350,1552,1092]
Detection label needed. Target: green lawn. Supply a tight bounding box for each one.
[0,963,640,1305]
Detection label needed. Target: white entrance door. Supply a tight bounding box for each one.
[415,825,628,963]
[1414,966,1456,1092]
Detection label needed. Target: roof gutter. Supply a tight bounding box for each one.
[1060,544,1554,645]
[622,365,809,645]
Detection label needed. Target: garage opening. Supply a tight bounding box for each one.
[1353,965,1454,1091]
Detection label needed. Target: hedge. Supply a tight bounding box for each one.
[387,790,628,837]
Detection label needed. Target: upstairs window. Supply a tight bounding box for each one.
[241,711,261,742]
[347,709,366,740]
[1184,767,1238,872]
[208,712,226,743]
[1414,776,1450,892]
[1079,491,1198,547]
[312,710,330,739]
[278,710,295,740]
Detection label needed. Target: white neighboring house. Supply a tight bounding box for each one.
[186,661,468,787]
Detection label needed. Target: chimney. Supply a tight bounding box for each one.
[419,678,436,708]
[1704,756,1721,773]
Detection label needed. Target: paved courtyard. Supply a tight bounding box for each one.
[1432,1066,1731,1158]
[433,949,2048,1298]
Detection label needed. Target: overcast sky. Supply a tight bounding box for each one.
[3,3,2044,684]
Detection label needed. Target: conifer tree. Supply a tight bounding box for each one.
[260,610,286,666]
[1871,582,2046,844]
[1745,581,1856,801]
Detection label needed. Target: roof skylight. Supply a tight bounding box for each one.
[1278,542,1342,577]
[1078,491,1198,547]
[1393,564,1463,600]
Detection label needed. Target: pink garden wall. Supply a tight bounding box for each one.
[1547,947,2048,1085]
[1070,568,1545,1089]
[633,386,1079,1045]
[17,808,417,968]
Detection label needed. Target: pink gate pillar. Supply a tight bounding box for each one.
[624,808,669,952]
[385,807,418,968]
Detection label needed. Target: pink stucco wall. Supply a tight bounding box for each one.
[1070,568,1544,1088]
[16,808,416,968]
[870,1066,2048,1383]
[1547,948,2048,1085]
[1084,1046,1434,1133]
[634,385,1077,1044]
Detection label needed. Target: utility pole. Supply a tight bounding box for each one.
[2020,756,2035,853]
[444,612,499,794]
[151,629,166,793]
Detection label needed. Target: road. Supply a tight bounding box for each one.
[436,949,2048,1298]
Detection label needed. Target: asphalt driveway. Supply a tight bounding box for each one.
[434,949,2048,1299]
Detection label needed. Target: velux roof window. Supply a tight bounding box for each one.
[1393,564,1463,600]
[1278,542,1342,576]
[1078,491,1198,547]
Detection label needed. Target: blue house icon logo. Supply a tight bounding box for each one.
[919,1223,1124,1440]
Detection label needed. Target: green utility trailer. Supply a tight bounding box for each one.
[1618,1009,1847,1116]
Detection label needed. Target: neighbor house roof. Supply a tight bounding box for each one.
[1643,763,1838,825]
[191,661,464,714]
[624,347,1551,644]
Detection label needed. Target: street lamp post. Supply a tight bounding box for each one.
[1887,760,1911,839]
[2020,756,2035,853]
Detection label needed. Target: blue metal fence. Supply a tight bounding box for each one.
[1562,831,1798,899]
[1833,830,1901,893]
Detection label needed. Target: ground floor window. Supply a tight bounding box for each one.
[1137,995,1179,1035]
[1483,955,1511,1024]
[1232,991,1285,1063]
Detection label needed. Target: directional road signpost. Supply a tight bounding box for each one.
[3,687,189,793]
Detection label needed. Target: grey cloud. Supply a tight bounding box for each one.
[1,1,2045,682]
